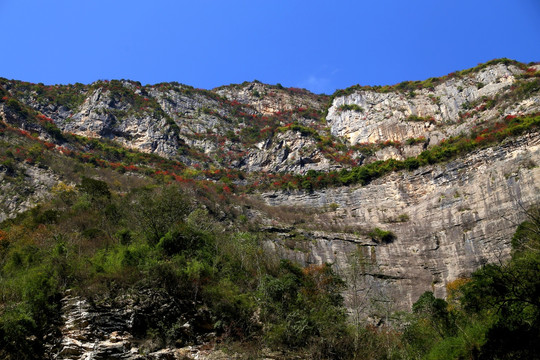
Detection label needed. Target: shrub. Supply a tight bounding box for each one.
[407,115,435,123]
[337,103,364,112]
[78,176,111,200]
[157,223,208,256]
[368,228,396,244]
[259,260,349,354]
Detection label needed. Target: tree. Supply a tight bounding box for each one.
[78,176,110,200]
[129,185,192,245]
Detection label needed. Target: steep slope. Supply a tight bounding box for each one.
[263,132,540,314]
[1,58,539,323]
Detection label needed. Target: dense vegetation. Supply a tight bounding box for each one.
[1,167,538,359]
[0,173,354,358]
[1,59,539,358]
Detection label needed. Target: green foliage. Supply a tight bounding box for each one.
[404,207,540,359]
[0,260,61,359]
[157,223,210,256]
[0,307,39,359]
[337,103,364,112]
[368,228,396,244]
[406,115,435,123]
[129,185,192,244]
[78,176,111,199]
[405,136,427,146]
[412,292,456,336]
[259,260,351,357]
[279,123,322,141]
[5,98,29,118]
[397,213,410,222]
[41,120,65,141]
[460,249,540,359]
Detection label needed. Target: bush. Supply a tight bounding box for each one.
[337,104,364,112]
[78,176,111,199]
[368,228,396,243]
[259,260,349,355]
[157,223,209,256]
[129,185,192,245]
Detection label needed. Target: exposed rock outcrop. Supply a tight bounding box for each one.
[215,81,327,115]
[326,64,531,146]
[0,162,58,223]
[1,59,539,323]
[48,290,217,360]
[262,132,540,315]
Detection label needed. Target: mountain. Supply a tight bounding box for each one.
[0,58,539,359]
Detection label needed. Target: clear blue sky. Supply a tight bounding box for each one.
[0,0,539,94]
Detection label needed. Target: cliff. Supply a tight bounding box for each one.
[262,132,539,315]
[0,58,539,358]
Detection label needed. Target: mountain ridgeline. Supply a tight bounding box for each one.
[0,58,539,359]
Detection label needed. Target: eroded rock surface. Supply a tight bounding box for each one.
[49,290,218,360]
[262,132,540,315]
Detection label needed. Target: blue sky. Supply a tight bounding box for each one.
[0,0,539,94]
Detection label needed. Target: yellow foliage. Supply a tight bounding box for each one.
[51,181,76,195]
[446,277,471,304]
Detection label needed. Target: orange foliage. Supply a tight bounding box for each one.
[446,277,471,303]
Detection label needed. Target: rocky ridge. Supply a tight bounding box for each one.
[1,58,540,358]
[2,61,537,177]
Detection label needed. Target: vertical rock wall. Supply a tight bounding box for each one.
[263,133,540,314]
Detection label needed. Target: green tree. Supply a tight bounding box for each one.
[78,176,111,200]
[130,185,192,245]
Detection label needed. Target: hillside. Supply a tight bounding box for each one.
[0,58,539,359]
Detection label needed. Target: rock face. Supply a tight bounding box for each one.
[241,131,342,174]
[0,162,58,223]
[1,59,539,321]
[326,64,527,146]
[61,87,182,158]
[215,81,327,115]
[262,132,540,315]
[48,290,218,360]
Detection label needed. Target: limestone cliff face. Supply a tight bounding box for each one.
[1,60,539,318]
[326,63,540,152]
[262,132,540,314]
[241,131,342,174]
[215,81,327,115]
[63,87,182,157]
